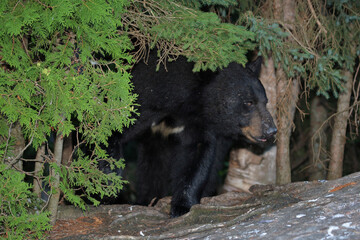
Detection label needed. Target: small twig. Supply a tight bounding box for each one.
[350,63,360,135]
[11,0,23,12]
[279,22,319,59]
[19,158,45,162]
[5,134,34,169]
[21,36,32,63]
[34,0,53,9]
[41,190,51,212]
[11,163,45,176]
[306,0,327,34]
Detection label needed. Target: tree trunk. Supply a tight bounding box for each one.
[33,143,45,198]
[258,57,278,186]
[327,70,353,180]
[62,133,73,166]
[223,57,277,192]
[48,132,64,225]
[274,0,298,185]
[327,29,356,180]
[308,96,328,180]
[11,122,25,170]
[276,74,298,184]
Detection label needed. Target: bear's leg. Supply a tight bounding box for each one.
[170,132,217,217]
[201,138,233,197]
[135,133,171,205]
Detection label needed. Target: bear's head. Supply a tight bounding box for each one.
[202,57,277,143]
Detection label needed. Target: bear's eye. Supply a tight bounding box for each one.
[244,101,253,107]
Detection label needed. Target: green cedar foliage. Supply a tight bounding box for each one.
[0,163,51,239]
[0,0,136,147]
[0,0,135,237]
[152,10,255,71]
[126,0,256,71]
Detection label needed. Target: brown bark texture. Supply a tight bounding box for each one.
[61,133,73,166]
[276,72,298,184]
[33,144,46,198]
[308,97,328,180]
[48,132,64,225]
[328,70,354,180]
[274,0,298,185]
[10,122,25,170]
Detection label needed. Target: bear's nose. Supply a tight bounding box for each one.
[266,127,277,136]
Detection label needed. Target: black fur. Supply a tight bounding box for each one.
[108,52,277,217]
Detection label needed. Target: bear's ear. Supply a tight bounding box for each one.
[246,56,262,77]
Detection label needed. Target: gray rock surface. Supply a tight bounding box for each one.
[51,172,360,239]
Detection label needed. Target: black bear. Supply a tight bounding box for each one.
[136,116,232,208]
[108,52,277,217]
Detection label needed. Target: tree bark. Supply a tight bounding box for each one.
[327,70,353,180]
[259,57,278,186]
[274,0,298,185]
[276,73,298,184]
[48,132,64,225]
[61,133,73,166]
[11,122,25,170]
[308,96,328,180]
[33,143,45,198]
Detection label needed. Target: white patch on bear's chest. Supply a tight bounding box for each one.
[151,121,185,138]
